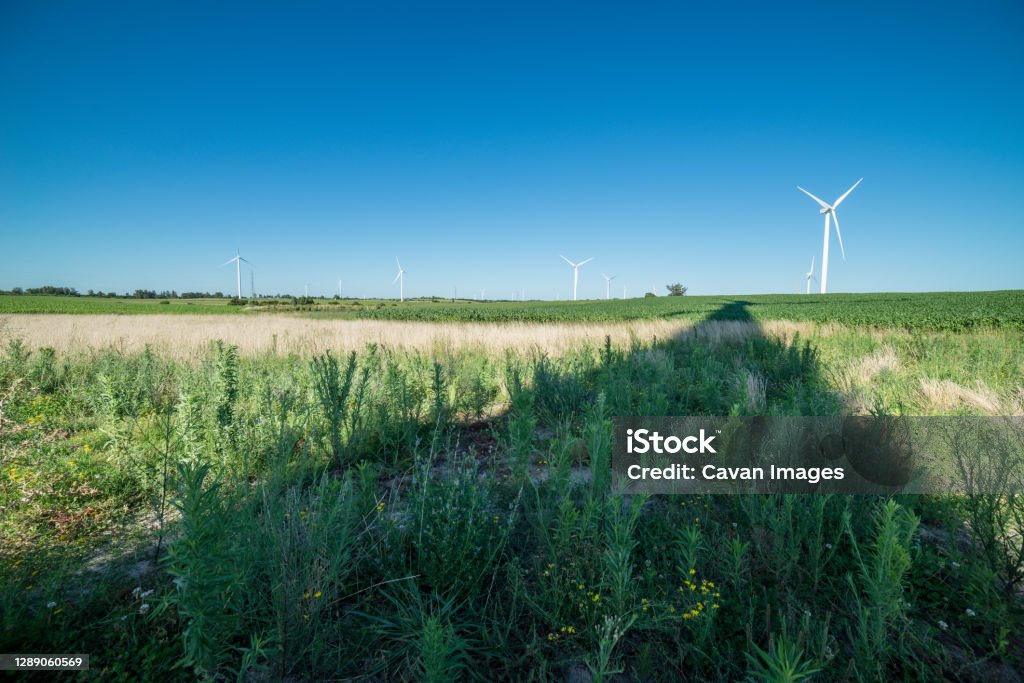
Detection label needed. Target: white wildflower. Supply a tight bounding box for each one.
[965,608,976,617]
[46,601,57,609]
[938,620,949,631]
[139,603,151,614]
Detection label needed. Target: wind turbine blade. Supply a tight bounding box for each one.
[832,211,846,261]
[797,186,831,210]
[239,257,252,265]
[810,255,815,273]
[578,257,593,267]
[832,178,862,209]
[560,255,575,267]
[393,272,402,283]
[221,258,236,267]
[396,257,402,270]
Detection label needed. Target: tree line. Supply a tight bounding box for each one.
[0,286,236,299]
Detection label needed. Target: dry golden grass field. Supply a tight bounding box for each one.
[0,313,822,358]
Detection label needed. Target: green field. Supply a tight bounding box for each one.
[0,295,243,315]
[2,297,1024,680]
[350,290,1024,330]
[3,290,1024,331]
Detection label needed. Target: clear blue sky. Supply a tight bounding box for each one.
[1,1,1022,299]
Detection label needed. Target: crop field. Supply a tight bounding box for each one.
[2,305,1024,681]
[0,296,242,316]
[349,290,1024,330]
[4,290,1024,331]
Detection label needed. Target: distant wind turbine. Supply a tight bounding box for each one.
[393,258,406,302]
[337,277,343,298]
[602,273,616,300]
[805,256,817,294]
[221,249,251,299]
[797,178,862,294]
[560,255,593,301]
[622,284,628,299]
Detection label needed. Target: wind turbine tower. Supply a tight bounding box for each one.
[805,256,817,294]
[602,273,616,300]
[797,178,862,294]
[221,249,251,300]
[560,255,593,301]
[393,258,406,302]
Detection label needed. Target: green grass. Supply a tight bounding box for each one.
[2,320,1022,680]
[5,290,1023,331]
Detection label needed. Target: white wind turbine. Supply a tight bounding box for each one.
[221,249,251,299]
[393,258,406,302]
[797,178,862,294]
[560,255,593,301]
[602,272,616,300]
[805,256,817,294]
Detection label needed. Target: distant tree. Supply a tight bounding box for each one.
[666,283,688,296]
[11,287,23,295]
[644,292,657,298]
[26,286,79,296]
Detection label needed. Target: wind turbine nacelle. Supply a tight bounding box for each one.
[820,208,830,215]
